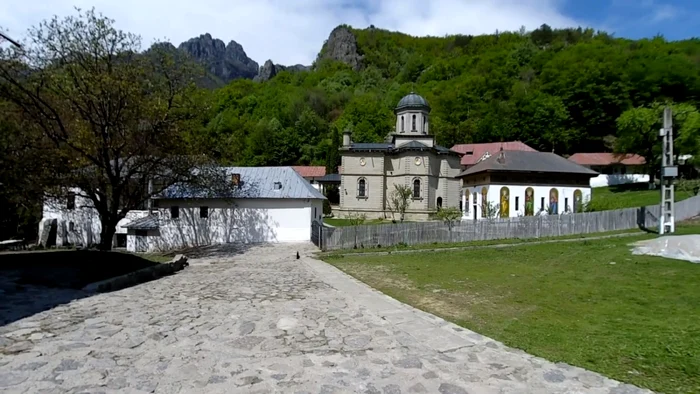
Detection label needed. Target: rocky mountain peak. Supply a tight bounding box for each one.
[178,34,258,83]
[253,60,311,82]
[317,25,363,71]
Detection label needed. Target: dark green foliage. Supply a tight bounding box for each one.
[200,26,700,167]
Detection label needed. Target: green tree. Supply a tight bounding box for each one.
[388,184,413,222]
[0,9,228,250]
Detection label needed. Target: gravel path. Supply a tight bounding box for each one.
[0,243,651,393]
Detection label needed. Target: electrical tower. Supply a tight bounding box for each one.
[659,107,677,235]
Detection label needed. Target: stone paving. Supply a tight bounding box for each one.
[0,243,652,394]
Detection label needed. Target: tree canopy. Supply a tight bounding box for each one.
[197,25,700,168]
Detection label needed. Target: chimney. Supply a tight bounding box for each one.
[342,129,352,147]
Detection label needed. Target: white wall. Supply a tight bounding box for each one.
[590,174,650,188]
[140,198,323,253]
[461,184,592,219]
[42,192,324,250]
[40,192,149,247]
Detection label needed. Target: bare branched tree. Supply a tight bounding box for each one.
[0,8,226,250]
[388,184,413,222]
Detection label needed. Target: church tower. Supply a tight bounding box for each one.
[392,92,434,148]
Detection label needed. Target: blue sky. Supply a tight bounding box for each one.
[563,0,699,40]
[1,0,699,65]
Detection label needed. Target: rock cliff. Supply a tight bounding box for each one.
[178,33,259,83]
[316,25,363,70]
[254,60,311,82]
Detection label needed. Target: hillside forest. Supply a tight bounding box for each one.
[1,11,700,241]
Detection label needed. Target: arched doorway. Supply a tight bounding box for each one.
[436,197,443,209]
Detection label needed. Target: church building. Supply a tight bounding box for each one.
[457,149,597,220]
[336,93,462,220]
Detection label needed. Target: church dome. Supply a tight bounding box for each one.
[395,92,430,112]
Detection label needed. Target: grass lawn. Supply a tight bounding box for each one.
[325,225,700,393]
[589,184,694,211]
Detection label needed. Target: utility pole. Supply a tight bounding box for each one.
[659,106,677,235]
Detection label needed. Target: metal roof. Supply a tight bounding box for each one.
[568,153,646,166]
[451,141,537,166]
[157,166,326,200]
[457,150,598,177]
[395,92,431,112]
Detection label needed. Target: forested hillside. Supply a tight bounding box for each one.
[192,24,700,171]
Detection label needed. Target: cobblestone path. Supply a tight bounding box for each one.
[0,243,651,393]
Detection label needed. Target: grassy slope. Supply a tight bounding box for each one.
[589,184,693,211]
[326,225,700,393]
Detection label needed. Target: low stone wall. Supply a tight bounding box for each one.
[82,255,189,293]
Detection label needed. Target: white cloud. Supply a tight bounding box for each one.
[0,0,582,66]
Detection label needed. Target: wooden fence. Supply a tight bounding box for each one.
[318,195,700,251]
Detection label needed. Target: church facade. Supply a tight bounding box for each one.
[336,93,462,220]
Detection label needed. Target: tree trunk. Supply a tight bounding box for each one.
[98,217,118,251]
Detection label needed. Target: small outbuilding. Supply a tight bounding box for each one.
[457,149,598,219]
[123,166,326,253]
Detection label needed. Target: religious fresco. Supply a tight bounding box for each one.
[549,188,559,214]
[499,187,510,218]
[481,187,488,217]
[465,191,470,211]
[525,187,535,216]
[574,189,583,213]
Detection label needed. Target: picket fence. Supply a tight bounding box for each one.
[313,195,700,251]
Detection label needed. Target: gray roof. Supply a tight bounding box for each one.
[345,141,458,155]
[317,173,341,183]
[157,166,326,200]
[396,92,431,112]
[123,215,160,230]
[457,151,598,177]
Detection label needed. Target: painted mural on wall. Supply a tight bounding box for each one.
[481,187,488,217]
[499,187,510,218]
[525,187,534,216]
[574,189,583,213]
[549,188,559,215]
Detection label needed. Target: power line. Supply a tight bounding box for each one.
[0,32,21,48]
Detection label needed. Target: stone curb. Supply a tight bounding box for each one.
[82,255,189,293]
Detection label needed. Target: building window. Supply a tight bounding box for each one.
[200,206,209,218]
[401,116,405,132]
[231,173,241,186]
[69,221,75,231]
[541,197,545,212]
[66,193,75,210]
[358,178,367,197]
[423,116,427,134]
[170,206,180,219]
[314,207,317,218]
[515,196,519,211]
[274,182,282,190]
[437,197,443,208]
[564,198,569,213]
[412,114,416,131]
[413,179,421,198]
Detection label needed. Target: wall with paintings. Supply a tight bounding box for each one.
[460,184,592,219]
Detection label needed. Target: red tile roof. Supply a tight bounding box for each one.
[450,141,537,166]
[568,153,646,166]
[292,166,326,178]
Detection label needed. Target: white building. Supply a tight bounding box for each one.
[567,153,648,188]
[39,167,326,252]
[457,149,597,219]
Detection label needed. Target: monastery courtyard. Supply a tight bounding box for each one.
[0,243,649,394]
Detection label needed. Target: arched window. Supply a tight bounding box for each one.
[358,178,367,197]
[413,179,421,198]
[437,197,443,208]
[423,116,427,133]
[400,116,405,133]
[412,114,416,131]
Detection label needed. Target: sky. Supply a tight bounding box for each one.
[1,0,699,66]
